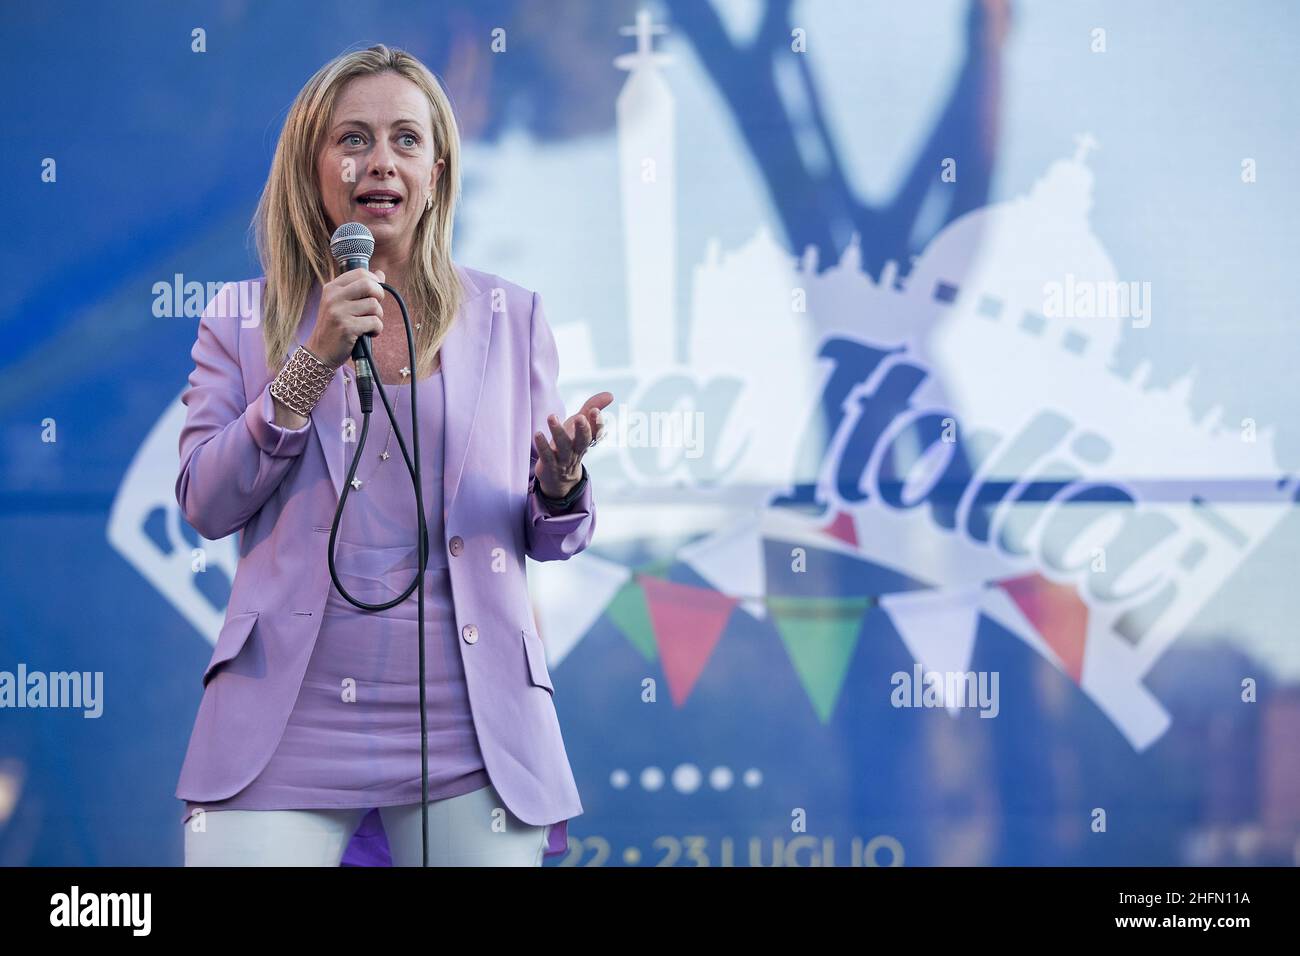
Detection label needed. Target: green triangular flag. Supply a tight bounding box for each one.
[606,579,657,661]
[768,595,872,724]
[605,557,674,661]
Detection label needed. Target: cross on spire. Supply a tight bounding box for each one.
[615,8,670,71]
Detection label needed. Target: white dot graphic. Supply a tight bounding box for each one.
[611,766,757,793]
[672,764,702,793]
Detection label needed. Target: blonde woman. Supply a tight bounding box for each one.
[176,44,610,866]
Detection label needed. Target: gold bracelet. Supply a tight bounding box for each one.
[269,345,337,418]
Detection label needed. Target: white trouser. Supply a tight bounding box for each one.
[184,783,549,866]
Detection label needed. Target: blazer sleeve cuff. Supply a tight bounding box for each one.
[245,382,313,458]
[528,470,593,528]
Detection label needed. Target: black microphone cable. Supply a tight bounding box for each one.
[325,228,435,867]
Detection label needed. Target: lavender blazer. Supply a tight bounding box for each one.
[173,263,592,837]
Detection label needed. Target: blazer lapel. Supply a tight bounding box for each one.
[440,265,492,519]
[296,264,493,522]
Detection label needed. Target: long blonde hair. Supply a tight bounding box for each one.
[252,43,463,378]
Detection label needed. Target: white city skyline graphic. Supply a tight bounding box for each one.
[110,10,1294,753]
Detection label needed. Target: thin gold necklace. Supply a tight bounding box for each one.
[343,346,439,491]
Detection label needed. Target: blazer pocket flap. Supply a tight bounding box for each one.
[521,628,554,694]
[203,610,260,686]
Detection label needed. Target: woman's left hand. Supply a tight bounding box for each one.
[534,391,613,499]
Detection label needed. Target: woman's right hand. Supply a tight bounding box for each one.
[304,268,387,369]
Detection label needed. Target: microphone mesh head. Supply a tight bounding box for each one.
[330,222,374,265]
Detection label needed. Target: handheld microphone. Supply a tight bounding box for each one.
[329,222,377,414]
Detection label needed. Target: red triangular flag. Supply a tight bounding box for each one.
[821,510,858,547]
[997,573,1088,683]
[639,575,738,706]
